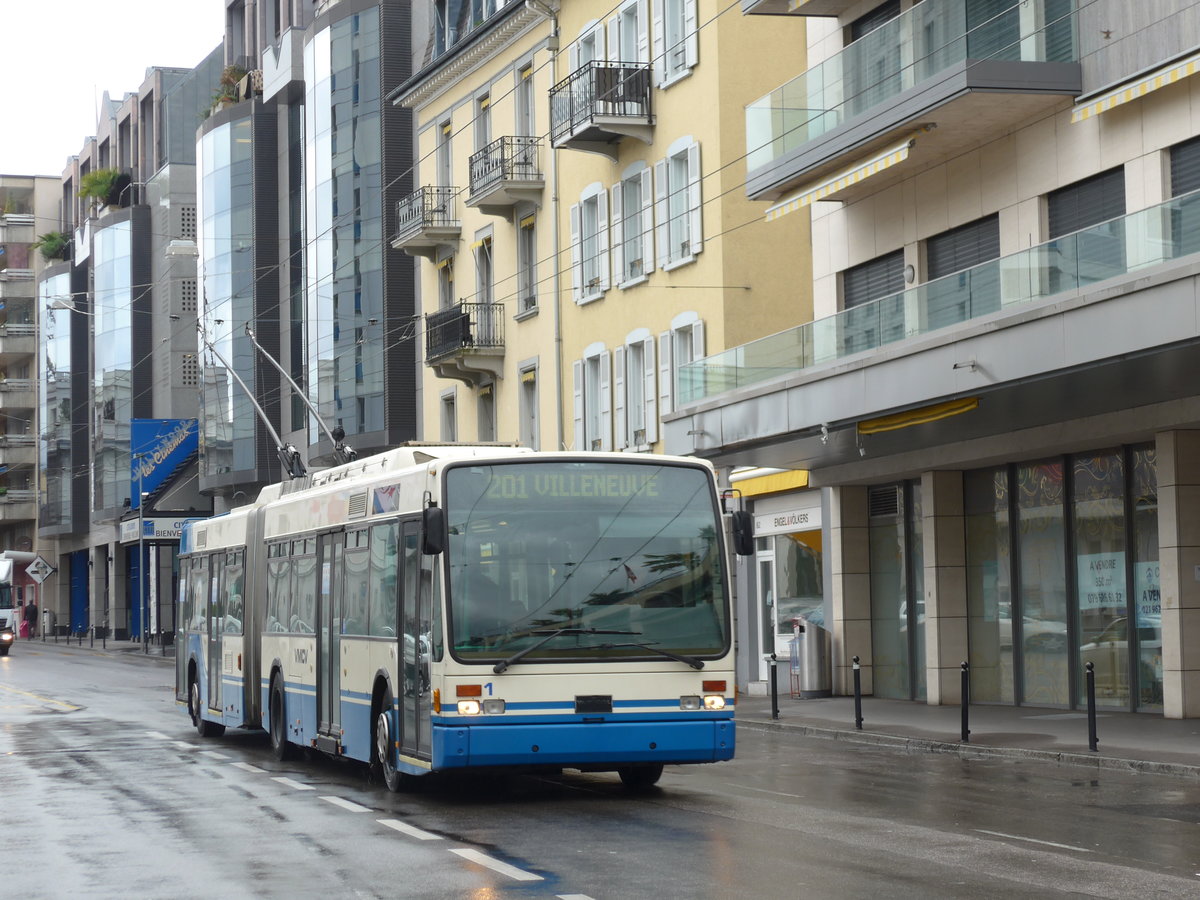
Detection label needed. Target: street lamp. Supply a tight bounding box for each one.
[134,452,148,654]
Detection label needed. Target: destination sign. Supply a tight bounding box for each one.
[481,471,661,501]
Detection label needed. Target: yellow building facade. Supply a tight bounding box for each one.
[394,0,810,453]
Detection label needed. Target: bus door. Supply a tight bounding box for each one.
[317,532,343,737]
[207,555,222,712]
[399,519,431,760]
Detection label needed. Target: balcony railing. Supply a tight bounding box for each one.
[550,60,652,146]
[678,188,1200,405]
[426,302,505,362]
[395,186,459,235]
[746,0,1078,171]
[469,136,543,196]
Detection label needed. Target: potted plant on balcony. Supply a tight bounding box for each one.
[78,168,125,210]
[30,231,70,262]
[206,64,247,116]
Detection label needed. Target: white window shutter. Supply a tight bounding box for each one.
[610,183,624,285]
[570,202,582,303]
[658,331,673,415]
[654,159,669,270]
[608,17,619,63]
[642,335,658,444]
[651,7,665,86]
[637,0,650,62]
[569,38,580,73]
[613,345,627,449]
[640,167,655,275]
[597,188,610,291]
[687,141,703,256]
[692,320,705,358]
[593,21,607,62]
[572,359,584,450]
[684,0,698,69]
[599,349,612,451]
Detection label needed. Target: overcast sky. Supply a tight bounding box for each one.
[1,1,226,177]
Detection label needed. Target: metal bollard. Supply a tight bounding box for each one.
[1085,661,1098,752]
[769,653,780,720]
[852,655,863,730]
[960,661,970,743]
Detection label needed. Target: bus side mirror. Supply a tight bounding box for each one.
[422,505,446,555]
[731,510,753,556]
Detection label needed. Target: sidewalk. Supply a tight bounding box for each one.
[27,633,174,662]
[735,691,1200,778]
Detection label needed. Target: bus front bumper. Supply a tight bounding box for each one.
[432,717,735,770]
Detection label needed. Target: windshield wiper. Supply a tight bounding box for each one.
[594,641,705,669]
[492,627,639,674]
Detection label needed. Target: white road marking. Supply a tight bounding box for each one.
[201,751,231,760]
[321,796,371,813]
[449,848,543,882]
[272,776,315,791]
[145,731,170,740]
[557,895,597,899]
[377,818,442,841]
[231,762,266,774]
[172,741,195,751]
[976,829,1093,853]
[728,783,805,799]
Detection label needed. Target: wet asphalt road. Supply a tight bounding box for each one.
[2,643,1199,899]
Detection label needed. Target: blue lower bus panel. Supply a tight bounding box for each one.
[432,717,735,769]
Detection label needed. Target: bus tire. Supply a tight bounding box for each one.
[618,764,663,790]
[269,673,294,761]
[372,685,403,792]
[190,674,225,738]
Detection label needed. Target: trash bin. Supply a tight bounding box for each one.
[789,619,831,699]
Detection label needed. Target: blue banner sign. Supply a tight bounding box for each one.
[130,419,198,509]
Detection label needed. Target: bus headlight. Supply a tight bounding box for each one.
[703,695,726,710]
[679,695,701,711]
[0,631,13,644]
[457,699,481,716]
[482,699,506,715]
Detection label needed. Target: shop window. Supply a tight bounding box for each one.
[868,481,925,701]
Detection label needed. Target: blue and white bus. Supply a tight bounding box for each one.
[176,444,749,789]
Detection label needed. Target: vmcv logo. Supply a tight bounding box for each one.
[295,648,309,665]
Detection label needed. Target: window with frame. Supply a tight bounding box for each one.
[437,121,452,186]
[572,346,611,451]
[612,165,654,286]
[655,139,702,268]
[658,314,705,415]
[473,235,493,305]
[517,213,537,312]
[516,65,535,136]
[571,184,609,302]
[475,95,491,153]
[477,384,496,441]
[368,523,398,637]
[437,255,455,310]
[441,390,457,441]
[519,366,538,449]
[341,530,370,636]
[654,0,697,86]
[615,331,657,450]
[611,0,648,63]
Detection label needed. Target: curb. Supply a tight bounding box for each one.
[30,640,175,664]
[737,717,1200,780]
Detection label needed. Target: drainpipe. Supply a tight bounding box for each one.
[526,1,564,449]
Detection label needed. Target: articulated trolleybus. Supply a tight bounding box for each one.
[177,445,750,789]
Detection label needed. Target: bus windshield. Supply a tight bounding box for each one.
[0,585,11,609]
[445,460,729,664]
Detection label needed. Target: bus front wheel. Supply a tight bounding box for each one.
[190,676,225,738]
[373,686,403,792]
[618,764,663,790]
[269,673,294,761]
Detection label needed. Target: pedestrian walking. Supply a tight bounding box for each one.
[24,600,38,639]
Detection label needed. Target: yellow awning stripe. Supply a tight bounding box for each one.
[857,397,979,435]
[730,469,810,498]
[521,369,537,384]
[765,137,914,222]
[519,214,536,229]
[1072,49,1200,123]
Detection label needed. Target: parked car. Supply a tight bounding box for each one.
[1080,616,1162,699]
[997,601,1068,653]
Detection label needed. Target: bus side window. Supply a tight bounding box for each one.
[266,545,292,633]
[369,522,399,637]
[342,532,370,635]
[292,552,317,634]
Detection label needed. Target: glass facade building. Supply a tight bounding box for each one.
[38,271,74,529]
[198,114,258,478]
[304,9,387,442]
[92,221,134,514]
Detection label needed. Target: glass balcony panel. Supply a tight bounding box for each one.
[746,0,1077,172]
[678,187,1200,405]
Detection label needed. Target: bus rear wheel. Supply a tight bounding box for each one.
[269,673,294,760]
[373,686,403,792]
[190,676,225,738]
[618,764,663,790]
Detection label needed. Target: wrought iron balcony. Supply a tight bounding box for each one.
[391,186,461,259]
[467,136,545,218]
[425,301,505,385]
[550,60,653,159]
